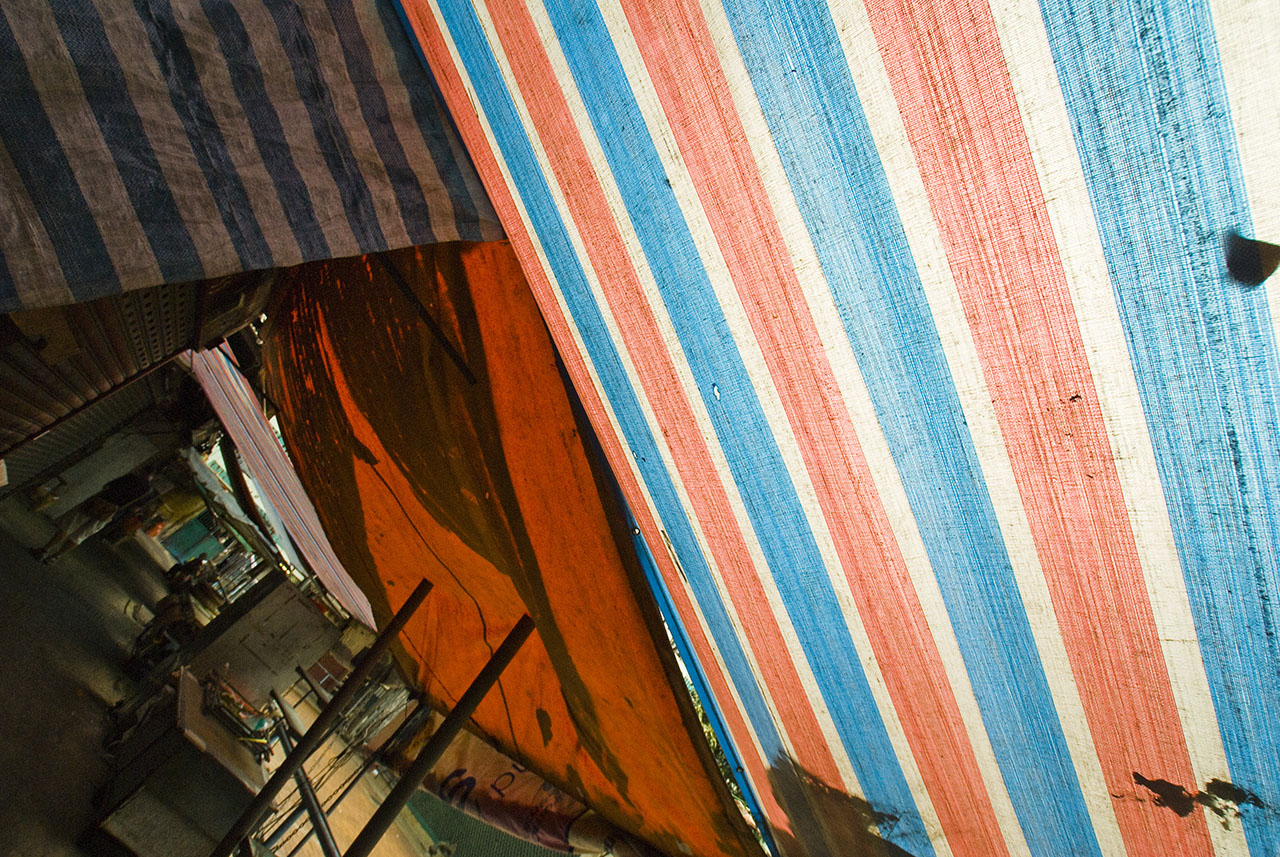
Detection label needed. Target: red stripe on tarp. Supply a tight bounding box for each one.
[477,0,854,794]
[615,3,1014,854]
[861,1,1214,853]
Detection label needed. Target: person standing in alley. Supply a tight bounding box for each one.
[34,470,152,563]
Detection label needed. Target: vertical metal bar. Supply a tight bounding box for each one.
[209,579,432,857]
[297,665,333,706]
[375,254,476,384]
[283,698,425,857]
[274,718,342,857]
[342,615,536,857]
[262,691,318,850]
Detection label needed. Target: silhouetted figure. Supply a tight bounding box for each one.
[34,471,152,562]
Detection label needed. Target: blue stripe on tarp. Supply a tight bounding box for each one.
[1040,1,1280,852]
[261,0,387,253]
[134,0,272,271]
[717,4,1105,856]
[624,508,780,857]
[199,0,330,260]
[564,358,780,857]
[429,0,801,833]
[380,0,489,242]
[53,0,203,285]
[322,0,435,245]
[538,2,933,852]
[0,9,115,301]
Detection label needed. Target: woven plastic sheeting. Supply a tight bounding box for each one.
[393,1,1280,856]
[0,0,501,310]
[260,243,762,857]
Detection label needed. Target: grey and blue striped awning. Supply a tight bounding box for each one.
[0,0,502,311]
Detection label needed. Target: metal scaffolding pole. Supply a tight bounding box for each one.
[297,665,333,705]
[273,713,341,857]
[283,698,426,857]
[208,579,432,857]
[342,615,536,857]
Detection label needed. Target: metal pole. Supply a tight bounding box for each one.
[342,615,536,857]
[274,717,342,857]
[297,665,333,705]
[264,801,307,852]
[375,254,476,384]
[262,691,322,850]
[209,579,432,857]
[284,698,425,857]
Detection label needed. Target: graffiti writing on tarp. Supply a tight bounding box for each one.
[437,761,585,849]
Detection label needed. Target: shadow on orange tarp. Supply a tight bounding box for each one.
[260,242,761,857]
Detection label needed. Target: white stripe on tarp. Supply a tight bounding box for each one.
[823,1,1130,854]
[698,0,1032,853]
[991,2,1250,854]
[1209,0,1280,388]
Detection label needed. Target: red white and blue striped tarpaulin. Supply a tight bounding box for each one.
[395,1,1280,856]
[0,0,501,312]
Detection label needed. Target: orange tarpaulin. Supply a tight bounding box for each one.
[261,242,759,857]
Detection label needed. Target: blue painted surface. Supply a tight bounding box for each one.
[1041,0,1280,852]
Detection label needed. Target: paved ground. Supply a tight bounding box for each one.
[0,494,169,857]
[0,493,435,857]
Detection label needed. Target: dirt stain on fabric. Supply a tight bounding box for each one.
[768,755,913,857]
[536,707,554,747]
[1131,772,1267,823]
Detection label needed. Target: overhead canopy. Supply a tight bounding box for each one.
[0,0,501,311]
[260,243,761,857]
[191,346,375,627]
[395,2,1280,857]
